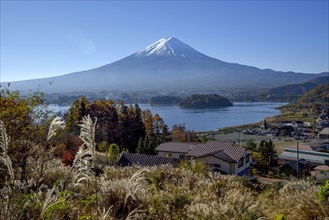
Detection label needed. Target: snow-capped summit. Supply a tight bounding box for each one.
[6,36,326,93]
[134,37,207,58]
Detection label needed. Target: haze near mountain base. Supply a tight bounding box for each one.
[6,37,328,93]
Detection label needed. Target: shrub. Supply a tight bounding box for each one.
[276,214,287,220]
[43,190,74,220]
[54,135,81,158]
[261,180,326,219]
[98,141,109,153]
[99,169,149,219]
[319,180,329,203]
[179,160,210,176]
[149,170,165,190]
[148,191,191,219]
[61,150,75,166]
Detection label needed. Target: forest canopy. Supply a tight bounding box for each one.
[179,94,233,108]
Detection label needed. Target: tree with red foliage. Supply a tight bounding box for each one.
[61,150,75,166]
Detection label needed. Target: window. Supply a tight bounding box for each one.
[246,154,250,163]
[179,154,186,160]
[212,164,221,172]
[166,153,172,158]
[238,158,244,168]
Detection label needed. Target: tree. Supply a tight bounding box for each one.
[136,135,155,155]
[172,124,187,142]
[259,140,277,165]
[88,100,119,146]
[142,109,154,138]
[117,102,145,153]
[128,104,136,119]
[153,114,168,144]
[134,104,142,121]
[137,137,144,154]
[186,130,197,142]
[245,140,257,151]
[0,87,49,182]
[253,140,278,175]
[153,114,161,139]
[108,143,120,164]
[65,96,90,133]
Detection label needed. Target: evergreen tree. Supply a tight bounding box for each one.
[134,103,142,121]
[254,140,278,175]
[142,109,154,138]
[137,137,144,154]
[245,140,257,151]
[143,135,150,154]
[108,143,120,164]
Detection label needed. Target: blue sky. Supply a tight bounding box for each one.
[1,1,328,82]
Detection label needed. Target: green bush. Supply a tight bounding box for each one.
[319,180,329,203]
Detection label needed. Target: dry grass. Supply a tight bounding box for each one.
[1,117,328,220]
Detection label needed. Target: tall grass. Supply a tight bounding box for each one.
[0,121,14,183]
[1,117,328,219]
[72,115,97,188]
[47,116,65,141]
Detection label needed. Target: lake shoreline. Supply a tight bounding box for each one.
[49,102,286,132]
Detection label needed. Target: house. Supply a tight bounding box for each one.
[304,122,312,128]
[273,125,293,136]
[319,127,329,139]
[292,121,304,130]
[322,108,329,114]
[117,153,179,167]
[280,159,312,178]
[316,114,329,131]
[279,148,329,166]
[310,141,329,151]
[155,141,252,175]
[313,165,329,181]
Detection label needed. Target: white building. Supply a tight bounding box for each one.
[314,165,329,182]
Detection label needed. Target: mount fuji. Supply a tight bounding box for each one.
[6,37,327,93]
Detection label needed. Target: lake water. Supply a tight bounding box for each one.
[49,102,285,131]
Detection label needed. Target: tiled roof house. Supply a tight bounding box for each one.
[117,153,179,167]
[155,141,252,175]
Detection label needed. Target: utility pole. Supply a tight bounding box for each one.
[296,141,299,180]
[268,156,271,177]
[238,131,240,146]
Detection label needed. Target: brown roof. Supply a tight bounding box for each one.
[156,141,246,162]
[286,144,313,151]
[314,165,329,171]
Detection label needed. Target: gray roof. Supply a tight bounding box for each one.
[319,127,329,135]
[279,148,329,165]
[156,142,193,153]
[286,159,311,172]
[212,151,236,163]
[155,141,246,162]
[117,153,179,167]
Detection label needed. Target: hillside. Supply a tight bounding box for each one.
[1,88,328,220]
[297,83,329,103]
[6,37,327,93]
[258,76,329,102]
[179,94,233,108]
